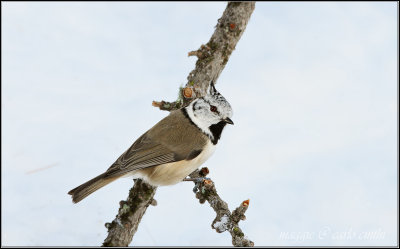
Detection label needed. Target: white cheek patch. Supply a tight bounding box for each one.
[186,91,233,141]
[186,102,214,140]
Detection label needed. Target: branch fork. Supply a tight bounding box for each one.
[189,168,254,247]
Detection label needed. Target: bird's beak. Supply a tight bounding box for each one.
[223,117,234,125]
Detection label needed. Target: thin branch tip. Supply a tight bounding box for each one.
[188,168,254,246]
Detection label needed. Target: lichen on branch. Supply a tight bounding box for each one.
[189,168,254,247]
[102,179,157,247]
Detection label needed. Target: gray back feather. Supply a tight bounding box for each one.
[104,110,208,178]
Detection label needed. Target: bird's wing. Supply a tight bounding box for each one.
[103,110,207,178]
[104,133,181,178]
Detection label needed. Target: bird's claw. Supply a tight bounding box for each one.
[183,177,211,193]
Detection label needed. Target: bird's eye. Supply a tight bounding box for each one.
[210,105,218,112]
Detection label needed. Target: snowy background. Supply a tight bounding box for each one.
[2,2,398,246]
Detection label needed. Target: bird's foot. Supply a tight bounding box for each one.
[183,177,211,193]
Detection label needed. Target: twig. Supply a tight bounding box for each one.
[189,168,254,247]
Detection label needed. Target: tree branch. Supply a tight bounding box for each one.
[103,179,157,247]
[103,2,255,246]
[153,2,256,111]
[189,168,254,247]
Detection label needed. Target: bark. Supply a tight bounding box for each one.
[103,179,157,247]
[103,2,255,246]
[153,2,256,110]
[189,168,254,247]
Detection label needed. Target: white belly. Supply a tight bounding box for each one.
[134,140,216,186]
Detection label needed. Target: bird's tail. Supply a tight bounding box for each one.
[68,173,119,203]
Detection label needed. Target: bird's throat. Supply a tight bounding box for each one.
[208,121,227,145]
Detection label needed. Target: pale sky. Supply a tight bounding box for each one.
[2,2,398,246]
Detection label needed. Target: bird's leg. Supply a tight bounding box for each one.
[183,177,211,182]
[183,167,210,183]
[183,167,211,193]
[183,177,210,193]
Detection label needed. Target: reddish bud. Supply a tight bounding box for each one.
[200,167,209,176]
[152,101,163,107]
[203,179,213,185]
[183,87,193,98]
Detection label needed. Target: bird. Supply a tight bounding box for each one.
[68,82,233,203]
